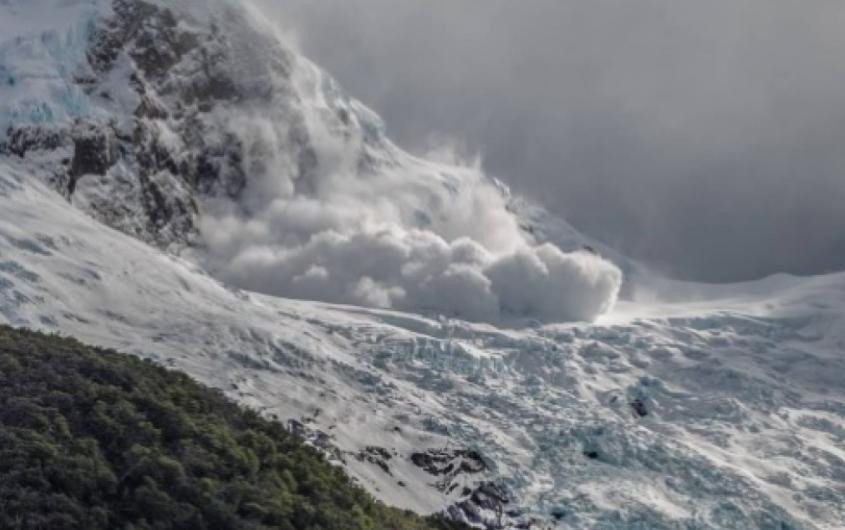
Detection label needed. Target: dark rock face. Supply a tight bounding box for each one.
[0,126,67,158]
[68,124,117,193]
[2,0,397,255]
[356,446,395,475]
[87,1,159,73]
[186,132,247,198]
[76,0,247,245]
[446,482,509,526]
[446,482,540,530]
[285,419,347,466]
[2,0,314,250]
[630,397,649,418]
[410,448,536,529]
[411,449,487,478]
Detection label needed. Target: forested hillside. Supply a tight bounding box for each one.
[0,325,461,530]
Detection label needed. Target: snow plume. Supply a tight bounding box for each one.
[135,1,621,320]
[203,218,621,322]
[195,60,621,322]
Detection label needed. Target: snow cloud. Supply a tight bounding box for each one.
[255,0,845,282]
[205,220,621,322]
[192,62,621,322]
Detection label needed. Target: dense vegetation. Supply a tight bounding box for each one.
[0,325,462,530]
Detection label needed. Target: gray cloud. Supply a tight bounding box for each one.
[254,0,845,282]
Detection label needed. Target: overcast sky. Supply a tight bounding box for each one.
[255,0,845,282]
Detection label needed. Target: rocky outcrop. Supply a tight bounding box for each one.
[411,449,487,482]
[0,126,68,159]
[2,0,319,250]
[68,123,118,193]
[356,446,395,475]
[410,448,537,529]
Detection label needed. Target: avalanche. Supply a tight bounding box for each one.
[1,0,844,528]
[1,0,622,324]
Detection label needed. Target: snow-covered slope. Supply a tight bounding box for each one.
[1,0,845,528]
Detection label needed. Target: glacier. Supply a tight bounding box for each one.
[1,0,844,528]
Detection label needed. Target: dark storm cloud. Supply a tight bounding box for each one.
[254,0,845,282]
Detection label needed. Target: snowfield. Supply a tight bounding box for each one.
[1,0,845,528]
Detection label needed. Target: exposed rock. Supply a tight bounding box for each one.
[445,481,538,530]
[2,0,312,250]
[355,446,394,475]
[69,124,118,193]
[285,418,346,465]
[410,448,535,528]
[0,126,68,158]
[630,397,649,418]
[411,448,487,478]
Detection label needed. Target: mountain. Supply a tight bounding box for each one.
[1,1,844,528]
[0,0,623,323]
